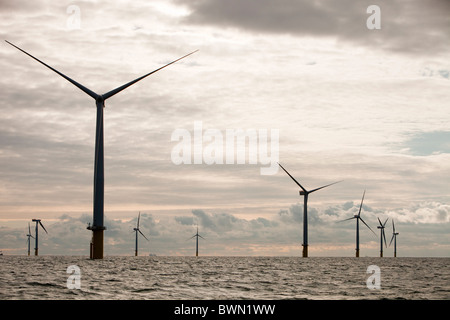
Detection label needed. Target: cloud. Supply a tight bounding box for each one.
[181,0,450,55]
[401,131,450,156]
[1,200,449,256]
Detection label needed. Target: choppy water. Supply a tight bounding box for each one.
[0,256,449,300]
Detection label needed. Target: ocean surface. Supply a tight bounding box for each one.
[0,256,449,300]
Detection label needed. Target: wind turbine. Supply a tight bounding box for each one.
[377,217,388,257]
[389,219,399,257]
[26,222,35,256]
[32,219,48,256]
[6,40,197,259]
[189,226,204,257]
[278,163,341,257]
[133,212,149,256]
[338,190,376,257]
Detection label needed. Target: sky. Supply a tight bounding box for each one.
[0,0,449,257]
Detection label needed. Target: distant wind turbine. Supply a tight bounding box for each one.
[338,190,376,257]
[31,219,48,256]
[133,212,149,256]
[189,226,204,257]
[278,163,341,257]
[26,222,35,256]
[377,217,388,257]
[6,40,197,259]
[389,219,399,257]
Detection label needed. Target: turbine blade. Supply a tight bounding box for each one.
[137,212,141,229]
[377,217,383,226]
[359,217,376,236]
[277,163,307,192]
[187,235,196,241]
[28,222,31,234]
[5,40,99,100]
[39,221,48,234]
[198,235,205,240]
[357,190,366,217]
[382,229,387,248]
[337,216,356,223]
[392,219,396,233]
[102,50,198,100]
[389,234,395,247]
[138,230,149,241]
[309,180,343,194]
[383,218,389,228]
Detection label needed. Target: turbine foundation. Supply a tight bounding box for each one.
[88,225,106,259]
[302,245,308,257]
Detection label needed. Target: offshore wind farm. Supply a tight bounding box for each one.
[1,0,450,304]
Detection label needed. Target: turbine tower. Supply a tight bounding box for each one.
[278,163,341,257]
[189,226,204,257]
[6,40,197,259]
[389,219,399,257]
[26,222,35,256]
[377,217,388,257]
[32,219,48,256]
[338,190,376,257]
[133,212,149,256]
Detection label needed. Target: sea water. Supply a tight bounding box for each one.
[0,256,449,300]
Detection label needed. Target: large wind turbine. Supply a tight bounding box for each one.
[278,163,341,257]
[389,219,399,257]
[133,212,149,256]
[189,226,204,257]
[6,40,197,259]
[32,219,48,256]
[26,222,35,256]
[377,217,388,257]
[338,190,376,257]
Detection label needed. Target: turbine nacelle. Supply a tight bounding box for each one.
[299,190,307,196]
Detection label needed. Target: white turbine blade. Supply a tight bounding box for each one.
[39,221,48,234]
[102,50,198,100]
[309,180,343,194]
[277,163,307,193]
[5,40,99,100]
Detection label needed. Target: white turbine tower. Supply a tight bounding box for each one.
[278,163,341,257]
[339,190,376,257]
[6,40,197,259]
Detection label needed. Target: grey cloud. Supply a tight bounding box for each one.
[181,0,450,55]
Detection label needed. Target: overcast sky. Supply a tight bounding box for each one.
[0,0,449,257]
